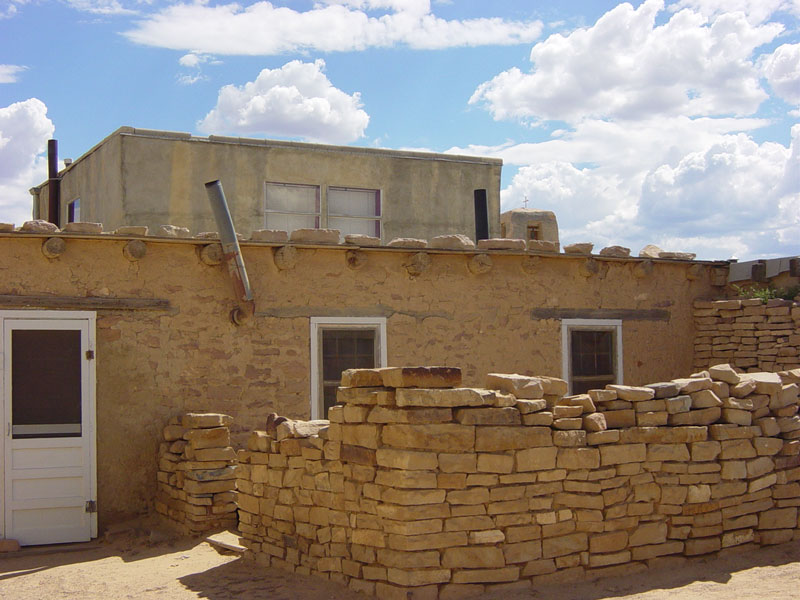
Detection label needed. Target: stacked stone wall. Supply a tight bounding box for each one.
[235,366,800,599]
[694,298,800,373]
[156,412,239,534]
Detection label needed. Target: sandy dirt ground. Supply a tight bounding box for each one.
[2,526,800,600]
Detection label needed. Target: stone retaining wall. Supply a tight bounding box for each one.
[694,298,800,373]
[156,412,238,534]
[235,366,800,599]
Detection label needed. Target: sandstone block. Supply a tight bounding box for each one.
[368,406,452,424]
[378,549,441,569]
[486,373,544,399]
[184,427,230,449]
[684,537,721,556]
[758,507,797,529]
[442,546,505,569]
[720,439,757,459]
[647,382,682,398]
[383,424,474,451]
[647,444,690,462]
[388,532,467,552]
[476,426,552,451]
[164,424,186,442]
[455,407,521,425]
[516,399,548,414]
[708,364,741,384]
[691,441,721,462]
[376,449,438,470]
[564,242,593,255]
[477,453,514,474]
[557,448,600,470]
[746,456,774,478]
[754,437,783,456]
[630,541,683,560]
[381,367,462,388]
[523,412,554,426]
[606,385,655,402]
[603,410,636,428]
[691,389,722,409]
[721,409,753,426]
[583,413,607,432]
[516,447,558,471]
[741,372,782,395]
[341,369,384,387]
[553,430,587,447]
[600,444,646,465]
[673,377,712,394]
[396,387,494,408]
[542,533,588,558]
[587,430,620,445]
[628,521,667,547]
[669,407,721,426]
[386,568,451,587]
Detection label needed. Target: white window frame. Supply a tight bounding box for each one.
[561,319,623,395]
[310,317,387,420]
[327,186,382,238]
[264,181,321,230]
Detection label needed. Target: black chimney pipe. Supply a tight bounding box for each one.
[47,139,61,227]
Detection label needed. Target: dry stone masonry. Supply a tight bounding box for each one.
[156,412,238,534]
[694,298,800,373]
[234,365,800,599]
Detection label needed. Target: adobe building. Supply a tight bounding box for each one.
[29,127,505,242]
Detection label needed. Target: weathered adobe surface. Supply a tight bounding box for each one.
[0,233,721,527]
[236,365,800,600]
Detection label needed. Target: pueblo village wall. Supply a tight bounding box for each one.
[235,365,800,600]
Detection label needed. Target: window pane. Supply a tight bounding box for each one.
[321,328,377,418]
[328,188,380,217]
[265,183,319,213]
[571,330,614,378]
[265,213,319,232]
[328,216,380,238]
[12,330,82,438]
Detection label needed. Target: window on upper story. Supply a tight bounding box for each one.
[68,199,80,223]
[527,224,540,241]
[264,182,320,231]
[328,187,381,238]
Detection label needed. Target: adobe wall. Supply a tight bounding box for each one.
[693,298,800,373]
[0,231,721,526]
[34,128,503,240]
[236,366,800,599]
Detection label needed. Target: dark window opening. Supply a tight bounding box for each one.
[474,189,488,241]
[570,329,615,395]
[527,225,540,240]
[68,199,80,223]
[321,329,376,418]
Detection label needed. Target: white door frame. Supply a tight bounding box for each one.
[0,310,97,542]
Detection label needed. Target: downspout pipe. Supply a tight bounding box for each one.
[205,180,256,325]
[47,139,61,227]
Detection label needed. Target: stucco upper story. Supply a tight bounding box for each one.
[30,127,504,242]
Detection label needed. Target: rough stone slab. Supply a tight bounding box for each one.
[383,424,475,451]
[673,378,713,393]
[387,237,428,248]
[250,229,288,242]
[181,413,233,429]
[114,225,148,236]
[515,399,547,414]
[341,369,385,388]
[428,234,476,250]
[563,243,593,255]
[337,386,394,405]
[289,228,340,244]
[639,244,663,258]
[368,406,452,424]
[477,238,526,251]
[668,406,721,426]
[527,240,559,253]
[62,222,103,234]
[606,385,655,402]
[396,387,493,408]
[646,382,682,398]
[599,245,630,258]
[600,443,646,465]
[381,367,462,389]
[344,233,381,246]
[486,373,544,399]
[158,225,191,237]
[476,426,552,451]
[659,251,696,260]
[21,220,59,233]
[454,407,521,425]
[741,372,782,395]
[184,427,230,449]
[708,364,741,384]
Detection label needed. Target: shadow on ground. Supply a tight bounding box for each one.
[178,539,800,600]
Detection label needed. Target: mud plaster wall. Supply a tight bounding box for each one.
[0,234,720,527]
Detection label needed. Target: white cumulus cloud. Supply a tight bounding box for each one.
[124,1,543,55]
[470,0,782,123]
[761,43,800,106]
[198,59,369,144]
[0,99,55,226]
[0,65,26,84]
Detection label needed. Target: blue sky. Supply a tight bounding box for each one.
[1,0,798,260]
